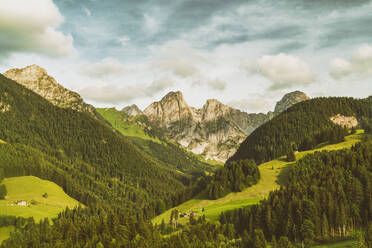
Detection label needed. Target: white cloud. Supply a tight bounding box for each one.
[329,44,372,80]
[208,79,226,91]
[0,0,76,58]
[79,85,147,103]
[228,98,270,113]
[80,58,126,78]
[144,13,159,34]
[118,36,130,47]
[78,77,175,104]
[242,53,315,90]
[329,58,352,80]
[83,6,91,17]
[148,78,174,92]
[149,40,207,78]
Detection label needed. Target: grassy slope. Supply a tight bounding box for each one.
[152,130,364,224]
[0,176,81,221]
[0,226,14,244]
[96,108,161,143]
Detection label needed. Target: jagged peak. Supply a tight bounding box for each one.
[160,91,184,102]
[5,64,47,77]
[274,90,310,113]
[281,90,309,99]
[122,104,143,116]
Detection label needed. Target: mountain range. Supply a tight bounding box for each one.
[124,90,310,161]
[4,65,310,162]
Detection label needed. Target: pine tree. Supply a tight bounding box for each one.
[286,148,296,162]
[253,229,267,248]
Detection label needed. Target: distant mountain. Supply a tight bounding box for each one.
[274,90,310,114]
[122,104,143,116]
[122,90,310,161]
[4,65,101,120]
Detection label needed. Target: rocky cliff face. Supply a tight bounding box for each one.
[330,114,358,128]
[136,91,309,161]
[4,65,99,119]
[122,104,143,116]
[274,91,310,114]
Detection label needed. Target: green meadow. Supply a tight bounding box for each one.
[0,176,81,221]
[96,108,161,143]
[0,226,14,244]
[152,130,364,225]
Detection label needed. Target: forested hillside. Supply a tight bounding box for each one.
[230,97,372,164]
[0,73,190,218]
[3,135,371,247]
[221,136,372,247]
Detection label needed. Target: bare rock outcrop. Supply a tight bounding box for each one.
[330,114,358,128]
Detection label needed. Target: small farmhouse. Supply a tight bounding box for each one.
[16,200,27,206]
[180,211,198,218]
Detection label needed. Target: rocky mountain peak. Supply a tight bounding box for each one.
[201,99,231,122]
[274,91,310,114]
[122,104,143,116]
[4,65,97,117]
[143,91,192,123]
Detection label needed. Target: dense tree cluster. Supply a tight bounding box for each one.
[208,159,260,199]
[230,97,372,164]
[222,137,372,246]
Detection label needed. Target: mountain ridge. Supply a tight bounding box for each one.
[3,65,102,120]
[128,90,310,161]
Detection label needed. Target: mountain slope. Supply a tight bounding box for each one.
[3,65,102,120]
[230,97,372,164]
[96,107,215,176]
[152,130,364,224]
[0,73,188,215]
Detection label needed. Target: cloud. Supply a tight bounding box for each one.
[228,98,270,113]
[79,85,147,103]
[148,78,174,92]
[80,58,126,78]
[79,78,175,104]
[150,40,206,78]
[242,53,315,90]
[0,0,76,59]
[208,79,226,91]
[329,44,372,79]
[83,6,91,17]
[329,58,352,80]
[118,36,130,47]
[144,13,160,34]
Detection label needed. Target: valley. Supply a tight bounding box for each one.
[152,130,365,225]
[0,65,371,247]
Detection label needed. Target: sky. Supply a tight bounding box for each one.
[0,0,371,113]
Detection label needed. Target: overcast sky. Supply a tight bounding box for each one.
[0,0,371,113]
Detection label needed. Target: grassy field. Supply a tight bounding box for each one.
[0,226,14,243]
[97,108,161,143]
[0,176,81,221]
[152,130,364,225]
